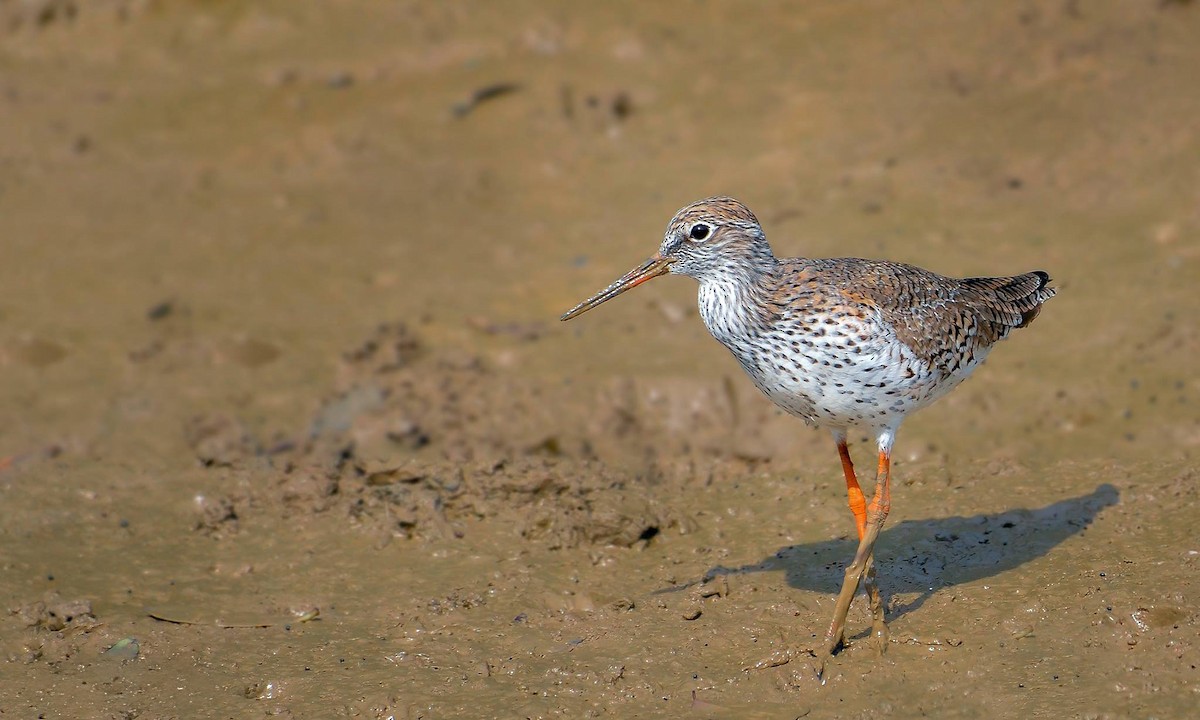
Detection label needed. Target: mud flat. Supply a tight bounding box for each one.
[1,2,1197,717]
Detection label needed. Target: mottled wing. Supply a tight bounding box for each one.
[821,260,1056,375]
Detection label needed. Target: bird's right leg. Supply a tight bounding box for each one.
[834,432,868,540]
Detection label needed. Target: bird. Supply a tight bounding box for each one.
[560,196,1056,674]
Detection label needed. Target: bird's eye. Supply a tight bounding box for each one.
[688,223,712,241]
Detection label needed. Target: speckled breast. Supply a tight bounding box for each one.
[719,311,990,431]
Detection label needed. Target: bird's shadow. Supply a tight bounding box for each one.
[661,483,1119,623]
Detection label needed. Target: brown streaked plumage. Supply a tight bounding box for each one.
[560,196,1056,678]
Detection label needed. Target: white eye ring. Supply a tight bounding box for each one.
[688,223,712,241]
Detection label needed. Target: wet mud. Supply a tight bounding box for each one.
[1,2,1198,718]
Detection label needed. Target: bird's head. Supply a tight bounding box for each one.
[561,197,773,321]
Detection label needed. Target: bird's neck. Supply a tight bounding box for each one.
[696,252,779,344]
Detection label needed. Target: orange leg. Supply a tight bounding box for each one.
[836,434,881,644]
[819,436,895,680]
[836,437,868,540]
[868,449,892,526]
[864,449,891,645]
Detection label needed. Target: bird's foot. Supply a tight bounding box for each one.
[815,628,845,684]
[863,562,889,654]
[870,616,890,654]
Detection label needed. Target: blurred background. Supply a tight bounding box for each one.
[1,1,1197,717]
[1,1,1196,461]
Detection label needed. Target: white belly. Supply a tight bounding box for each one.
[716,319,989,431]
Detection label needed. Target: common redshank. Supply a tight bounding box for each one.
[560,196,1056,672]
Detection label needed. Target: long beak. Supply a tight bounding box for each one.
[560,256,674,321]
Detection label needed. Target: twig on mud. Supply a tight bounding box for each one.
[146,607,320,628]
[452,82,520,118]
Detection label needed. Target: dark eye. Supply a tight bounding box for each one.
[689,223,711,241]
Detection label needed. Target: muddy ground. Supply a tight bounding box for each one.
[1,2,1198,718]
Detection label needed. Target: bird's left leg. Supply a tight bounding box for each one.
[819,431,894,675]
[863,447,893,648]
[834,431,884,645]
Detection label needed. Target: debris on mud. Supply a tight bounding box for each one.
[193,493,241,537]
[184,414,261,468]
[184,323,747,548]
[7,593,104,669]
[13,594,95,632]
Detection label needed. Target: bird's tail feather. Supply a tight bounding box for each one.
[962,271,1057,329]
